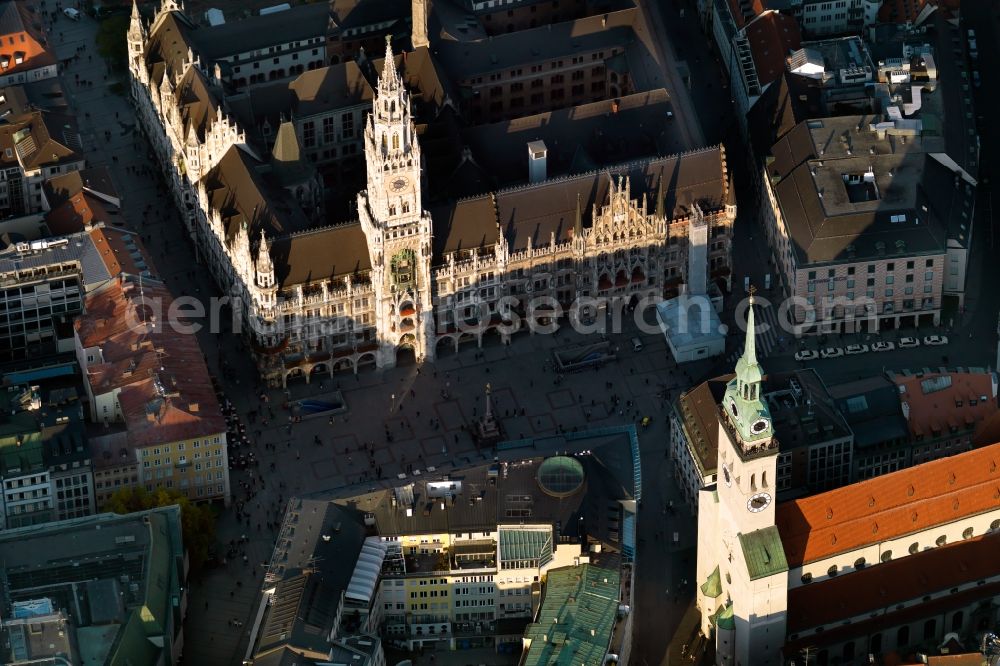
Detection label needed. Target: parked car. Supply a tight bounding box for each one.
[898,336,920,348]
[845,344,869,355]
[923,335,949,346]
[794,350,819,361]
[820,347,844,358]
[871,341,895,352]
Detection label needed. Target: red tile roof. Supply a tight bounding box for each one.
[0,2,57,77]
[77,278,224,449]
[784,581,1000,656]
[725,0,766,30]
[891,370,996,439]
[745,11,802,87]
[776,442,1000,566]
[89,226,158,279]
[788,530,1000,633]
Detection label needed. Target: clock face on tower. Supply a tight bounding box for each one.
[750,418,770,434]
[391,176,410,192]
[747,492,772,513]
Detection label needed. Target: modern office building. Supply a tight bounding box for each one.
[0,506,187,665]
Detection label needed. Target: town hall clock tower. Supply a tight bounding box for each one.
[359,38,435,367]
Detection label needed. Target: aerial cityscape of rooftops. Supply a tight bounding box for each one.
[0,0,999,664]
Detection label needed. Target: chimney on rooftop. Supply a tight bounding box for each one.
[527,140,547,184]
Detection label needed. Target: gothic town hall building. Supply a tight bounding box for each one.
[127,1,736,387]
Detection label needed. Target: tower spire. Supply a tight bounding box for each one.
[380,35,399,89]
[743,287,757,368]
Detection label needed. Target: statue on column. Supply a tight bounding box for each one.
[474,382,502,446]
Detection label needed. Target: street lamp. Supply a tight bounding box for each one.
[390,393,396,413]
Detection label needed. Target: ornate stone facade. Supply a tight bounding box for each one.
[128,2,736,387]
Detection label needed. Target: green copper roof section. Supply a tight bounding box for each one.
[716,603,735,631]
[500,527,553,565]
[738,527,789,581]
[107,610,160,666]
[522,564,620,666]
[700,566,722,599]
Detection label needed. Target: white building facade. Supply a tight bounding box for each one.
[129,2,736,386]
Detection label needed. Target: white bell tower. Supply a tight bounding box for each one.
[359,38,435,368]
[696,291,787,666]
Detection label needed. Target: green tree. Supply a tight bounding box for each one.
[104,486,217,572]
[95,14,130,72]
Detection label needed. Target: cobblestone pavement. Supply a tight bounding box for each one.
[53,11,710,666]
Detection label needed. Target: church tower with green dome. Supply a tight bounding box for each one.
[716,291,778,535]
[722,292,774,447]
[696,289,788,666]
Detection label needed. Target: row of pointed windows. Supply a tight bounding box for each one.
[381,133,401,151]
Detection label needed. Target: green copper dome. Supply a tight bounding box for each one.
[724,294,773,444]
[537,456,585,498]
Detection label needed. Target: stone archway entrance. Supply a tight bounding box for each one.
[397,334,417,366]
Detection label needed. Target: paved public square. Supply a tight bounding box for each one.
[52,14,702,665]
[48,1,1000,664]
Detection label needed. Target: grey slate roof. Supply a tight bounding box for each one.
[188,4,330,61]
[829,376,908,448]
[0,230,111,291]
[256,500,367,658]
[459,89,676,188]
[767,116,948,266]
[435,9,637,79]
[330,0,409,32]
